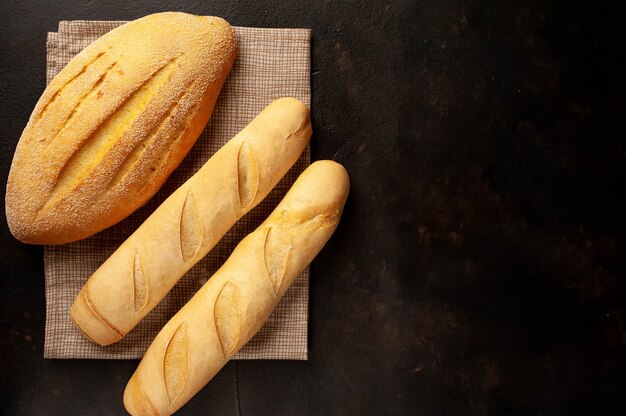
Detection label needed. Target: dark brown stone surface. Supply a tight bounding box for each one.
[1,1,625,415]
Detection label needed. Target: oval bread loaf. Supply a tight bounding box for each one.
[71,97,312,346]
[123,160,350,416]
[6,12,237,244]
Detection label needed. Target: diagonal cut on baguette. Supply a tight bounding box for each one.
[124,160,350,416]
[71,97,312,346]
[6,12,237,244]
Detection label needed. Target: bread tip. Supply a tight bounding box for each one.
[309,160,350,190]
[70,288,123,346]
[124,375,159,416]
[273,96,309,112]
[201,15,235,37]
[5,211,42,245]
[203,15,232,27]
[267,97,311,133]
[5,192,27,243]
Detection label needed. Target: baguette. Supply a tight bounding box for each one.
[124,160,349,416]
[6,12,237,244]
[71,97,312,346]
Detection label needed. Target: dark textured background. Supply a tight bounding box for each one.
[1,1,626,415]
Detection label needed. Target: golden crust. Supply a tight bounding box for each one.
[6,12,237,244]
[70,98,312,346]
[123,161,350,415]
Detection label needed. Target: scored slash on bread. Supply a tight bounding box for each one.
[124,160,350,416]
[179,190,203,262]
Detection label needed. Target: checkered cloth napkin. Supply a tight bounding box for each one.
[43,20,311,360]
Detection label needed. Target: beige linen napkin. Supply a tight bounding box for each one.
[43,20,311,360]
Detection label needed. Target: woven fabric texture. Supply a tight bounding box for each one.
[43,20,311,360]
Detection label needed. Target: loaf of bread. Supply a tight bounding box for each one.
[6,12,237,244]
[70,97,312,346]
[123,160,349,415]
